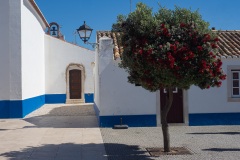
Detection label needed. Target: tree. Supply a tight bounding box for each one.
[112,3,226,152]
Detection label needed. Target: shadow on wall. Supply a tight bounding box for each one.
[0,143,154,160]
[23,104,99,128]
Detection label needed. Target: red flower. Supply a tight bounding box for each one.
[170,44,177,51]
[180,23,186,28]
[147,48,153,55]
[197,46,203,52]
[162,28,169,36]
[138,49,143,55]
[214,37,219,42]
[202,60,207,67]
[215,81,222,87]
[161,23,165,28]
[220,74,226,80]
[204,34,211,41]
[211,43,218,49]
[217,60,222,67]
[188,51,194,58]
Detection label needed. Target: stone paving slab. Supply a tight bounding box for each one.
[101,126,240,160]
[0,104,107,160]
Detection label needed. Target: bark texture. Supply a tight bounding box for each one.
[161,88,173,152]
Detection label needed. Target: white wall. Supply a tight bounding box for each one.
[188,58,240,113]
[0,0,22,100]
[97,37,156,116]
[0,0,10,100]
[21,0,46,99]
[45,35,95,94]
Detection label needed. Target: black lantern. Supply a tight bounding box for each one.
[77,21,93,43]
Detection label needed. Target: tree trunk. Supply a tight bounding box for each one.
[161,87,173,152]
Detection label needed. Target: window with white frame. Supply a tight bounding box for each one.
[227,66,240,102]
[232,71,240,97]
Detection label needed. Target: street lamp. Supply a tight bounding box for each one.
[76,21,93,43]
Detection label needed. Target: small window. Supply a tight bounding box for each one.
[227,66,240,102]
[232,71,240,97]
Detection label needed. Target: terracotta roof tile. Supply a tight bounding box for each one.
[218,31,240,58]
[97,30,240,59]
[97,31,122,60]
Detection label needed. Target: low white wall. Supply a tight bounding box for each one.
[188,58,240,113]
[98,37,156,116]
[21,0,46,99]
[45,35,95,95]
[0,0,10,100]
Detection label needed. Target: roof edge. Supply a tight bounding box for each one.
[28,0,49,28]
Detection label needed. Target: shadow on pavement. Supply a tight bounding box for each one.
[202,148,240,152]
[104,143,154,160]
[187,132,240,135]
[23,105,99,128]
[0,143,153,160]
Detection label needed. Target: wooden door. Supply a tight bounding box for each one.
[160,88,184,123]
[69,70,82,99]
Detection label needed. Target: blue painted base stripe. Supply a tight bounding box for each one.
[45,94,66,104]
[45,93,94,104]
[22,95,45,117]
[99,115,157,127]
[9,101,22,118]
[0,93,94,118]
[189,113,240,126]
[0,101,10,118]
[85,93,94,103]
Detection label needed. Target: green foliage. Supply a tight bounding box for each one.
[112,3,226,92]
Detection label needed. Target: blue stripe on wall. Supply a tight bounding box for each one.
[0,101,10,118]
[45,94,66,104]
[9,101,22,118]
[0,93,94,118]
[0,95,45,118]
[22,95,45,117]
[45,94,94,104]
[189,113,240,126]
[99,115,157,127]
[85,93,94,103]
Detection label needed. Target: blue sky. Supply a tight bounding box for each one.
[35,0,240,49]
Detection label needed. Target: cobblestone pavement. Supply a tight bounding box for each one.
[101,126,240,160]
[0,104,107,160]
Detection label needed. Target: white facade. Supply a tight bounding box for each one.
[188,58,240,114]
[44,35,94,97]
[0,0,22,101]
[21,0,46,100]
[0,0,95,118]
[95,37,157,127]
[95,36,240,127]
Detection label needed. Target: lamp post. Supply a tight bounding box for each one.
[76,21,93,43]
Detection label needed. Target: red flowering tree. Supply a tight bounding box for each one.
[112,3,226,152]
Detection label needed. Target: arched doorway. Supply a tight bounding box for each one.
[66,64,85,104]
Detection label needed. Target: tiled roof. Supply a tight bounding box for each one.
[218,30,240,58]
[97,30,240,59]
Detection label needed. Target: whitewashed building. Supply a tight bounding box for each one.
[95,31,240,127]
[1,0,240,127]
[0,0,94,118]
